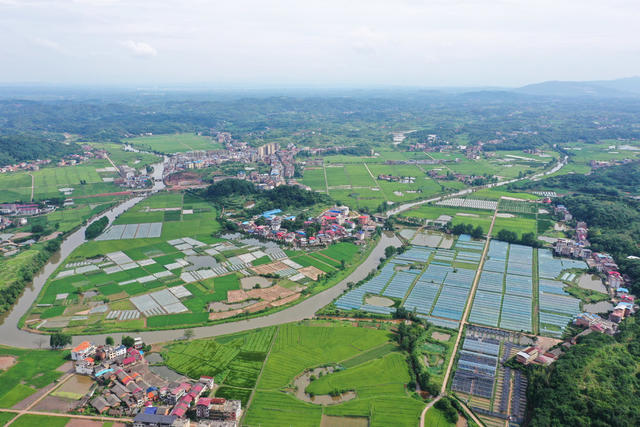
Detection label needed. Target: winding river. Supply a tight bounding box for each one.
[0,155,566,349]
[0,154,401,348]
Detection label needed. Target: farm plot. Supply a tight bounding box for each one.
[244,322,423,427]
[325,166,350,188]
[334,240,478,329]
[437,198,498,210]
[301,168,326,191]
[451,335,499,399]
[469,290,503,327]
[499,294,532,332]
[164,327,275,389]
[125,133,221,153]
[0,346,67,408]
[493,215,538,237]
[498,199,538,214]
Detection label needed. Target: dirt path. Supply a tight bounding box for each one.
[27,173,34,202]
[4,370,79,426]
[104,153,120,172]
[420,206,498,427]
[323,162,329,194]
[0,408,131,425]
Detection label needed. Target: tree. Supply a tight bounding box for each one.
[385,245,397,259]
[122,336,135,348]
[184,329,195,340]
[497,229,518,243]
[471,225,484,239]
[85,216,108,240]
[50,332,71,349]
[435,397,459,423]
[105,336,114,346]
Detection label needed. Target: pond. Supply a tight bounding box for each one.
[292,366,357,405]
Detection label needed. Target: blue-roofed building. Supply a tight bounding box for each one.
[262,209,282,219]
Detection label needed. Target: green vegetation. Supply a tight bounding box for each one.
[527,317,640,426]
[0,134,78,166]
[423,406,456,426]
[125,133,222,154]
[0,346,68,408]
[0,238,62,315]
[164,327,275,401]
[85,216,108,239]
[10,414,70,427]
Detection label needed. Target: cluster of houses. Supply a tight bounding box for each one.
[516,345,563,366]
[553,204,573,222]
[71,340,242,426]
[1,145,108,173]
[238,206,377,247]
[0,203,43,216]
[163,137,298,190]
[377,174,416,183]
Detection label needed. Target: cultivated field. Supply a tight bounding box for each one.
[125,133,222,153]
[0,346,68,408]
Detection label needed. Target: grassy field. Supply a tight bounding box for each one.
[163,327,276,405]
[163,321,424,427]
[87,142,160,169]
[0,346,68,408]
[243,321,423,427]
[493,215,538,236]
[423,406,456,426]
[9,414,70,427]
[0,159,121,203]
[125,133,222,153]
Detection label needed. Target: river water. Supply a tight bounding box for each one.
[0,169,400,348]
[0,154,564,348]
[0,159,165,348]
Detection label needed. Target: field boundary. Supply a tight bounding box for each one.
[242,325,279,424]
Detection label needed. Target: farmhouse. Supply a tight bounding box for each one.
[574,312,618,335]
[71,341,96,361]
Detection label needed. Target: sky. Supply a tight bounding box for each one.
[1,0,639,87]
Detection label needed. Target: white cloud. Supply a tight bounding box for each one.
[33,37,62,51]
[121,40,157,57]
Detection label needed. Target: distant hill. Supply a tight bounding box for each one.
[514,77,640,98]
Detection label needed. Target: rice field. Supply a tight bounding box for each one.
[125,133,222,153]
[242,321,423,427]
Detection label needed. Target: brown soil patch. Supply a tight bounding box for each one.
[246,285,294,302]
[250,261,289,275]
[245,301,271,313]
[299,266,323,281]
[12,232,33,240]
[31,395,77,413]
[240,276,272,290]
[56,361,73,373]
[270,293,300,307]
[40,231,62,242]
[0,356,17,370]
[209,309,243,320]
[432,332,451,342]
[227,289,249,303]
[165,171,203,186]
[67,420,103,427]
[320,415,368,427]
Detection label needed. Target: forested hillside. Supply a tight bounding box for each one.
[528,317,640,426]
[0,134,80,165]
